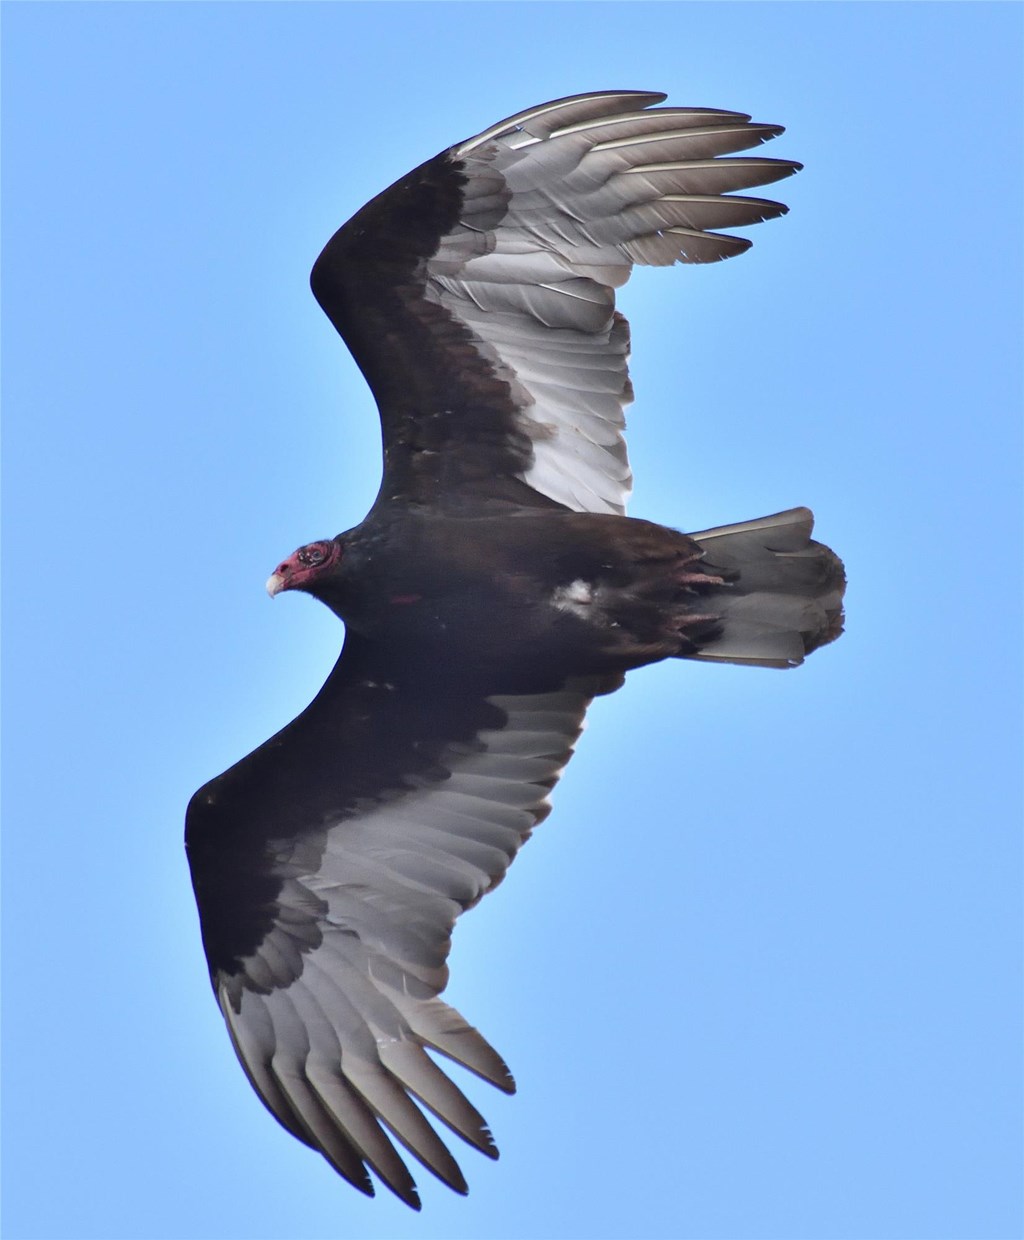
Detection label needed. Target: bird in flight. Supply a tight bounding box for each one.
[186,89,844,1209]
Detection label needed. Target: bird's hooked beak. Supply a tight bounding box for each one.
[266,570,287,598]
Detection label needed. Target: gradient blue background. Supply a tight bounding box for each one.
[4,5,1021,1239]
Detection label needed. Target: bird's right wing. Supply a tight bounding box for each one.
[310,90,799,516]
[186,639,622,1207]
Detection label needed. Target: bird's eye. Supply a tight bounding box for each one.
[298,544,328,567]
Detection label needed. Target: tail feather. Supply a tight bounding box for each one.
[687,507,845,669]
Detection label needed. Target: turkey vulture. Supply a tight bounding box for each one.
[186,89,844,1209]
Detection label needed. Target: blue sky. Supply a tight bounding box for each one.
[3,4,1021,1239]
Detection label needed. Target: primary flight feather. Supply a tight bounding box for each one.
[186,89,845,1209]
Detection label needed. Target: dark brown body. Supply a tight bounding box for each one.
[318,508,721,683]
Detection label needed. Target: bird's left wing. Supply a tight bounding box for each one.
[186,641,621,1208]
[310,90,800,515]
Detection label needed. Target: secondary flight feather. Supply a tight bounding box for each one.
[186,89,845,1209]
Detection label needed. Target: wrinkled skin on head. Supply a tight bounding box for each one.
[266,540,341,597]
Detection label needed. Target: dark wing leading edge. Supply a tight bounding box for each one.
[310,89,800,516]
[186,639,622,1208]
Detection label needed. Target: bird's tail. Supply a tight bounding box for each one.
[685,507,845,669]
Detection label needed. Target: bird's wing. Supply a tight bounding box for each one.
[186,639,622,1208]
[310,89,799,516]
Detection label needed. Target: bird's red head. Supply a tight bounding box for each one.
[266,540,340,598]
